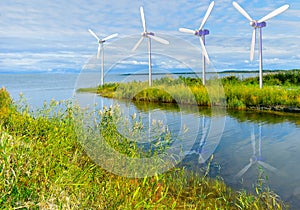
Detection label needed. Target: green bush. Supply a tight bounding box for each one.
[221,75,241,85]
[0,87,14,124]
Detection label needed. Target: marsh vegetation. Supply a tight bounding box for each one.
[79,70,300,112]
[0,87,289,209]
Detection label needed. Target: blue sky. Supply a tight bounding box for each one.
[0,0,299,74]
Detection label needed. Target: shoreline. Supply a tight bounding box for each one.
[75,90,300,114]
[248,105,300,113]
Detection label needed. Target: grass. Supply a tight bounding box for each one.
[81,70,300,111]
[224,84,300,110]
[0,87,289,209]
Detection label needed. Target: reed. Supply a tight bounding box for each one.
[0,88,288,209]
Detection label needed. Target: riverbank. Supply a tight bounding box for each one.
[78,70,300,113]
[0,87,288,209]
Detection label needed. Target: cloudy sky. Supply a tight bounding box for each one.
[0,0,299,74]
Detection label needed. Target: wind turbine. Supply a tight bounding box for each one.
[232,2,289,89]
[179,1,215,85]
[132,6,169,87]
[88,29,118,86]
[235,124,279,178]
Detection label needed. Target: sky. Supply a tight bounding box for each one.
[0,0,299,74]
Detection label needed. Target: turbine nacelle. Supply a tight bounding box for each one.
[142,32,155,37]
[195,29,210,37]
[250,21,267,28]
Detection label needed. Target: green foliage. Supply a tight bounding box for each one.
[243,70,300,86]
[224,84,300,109]
[98,106,173,160]
[221,75,241,85]
[0,88,11,108]
[0,94,288,209]
[0,88,13,123]
[97,83,119,98]
[96,77,213,106]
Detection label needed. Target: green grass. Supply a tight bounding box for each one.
[76,87,98,94]
[224,84,300,109]
[81,70,300,111]
[0,87,288,209]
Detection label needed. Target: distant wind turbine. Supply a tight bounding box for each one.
[88,29,118,86]
[232,2,289,89]
[132,6,169,87]
[179,1,215,85]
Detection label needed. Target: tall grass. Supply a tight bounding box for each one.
[96,76,218,106]
[0,87,288,209]
[90,70,300,111]
[224,84,300,109]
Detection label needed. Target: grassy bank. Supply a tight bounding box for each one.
[80,70,300,111]
[0,88,288,209]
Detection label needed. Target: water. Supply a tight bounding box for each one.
[0,73,78,108]
[1,73,300,208]
[217,111,300,208]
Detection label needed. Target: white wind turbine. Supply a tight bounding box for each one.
[179,1,215,85]
[132,6,170,87]
[232,2,289,89]
[235,124,279,178]
[88,29,118,86]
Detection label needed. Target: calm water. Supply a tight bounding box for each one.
[1,73,300,209]
[0,73,78,107]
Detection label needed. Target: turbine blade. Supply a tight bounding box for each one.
[148,34,169,45]
[199,1,215,30]
[236,162,253,178]
[140,6,147,32]
[179,28,195,35]
[199,38,210,64]
[232,1,253,22]
[250,28,256,61]
[258,161,278,173]
[258,4,289,23]
[97,44,101,59]
[88,29,100,41]
[132,36,144,51]
[103,33,118,41]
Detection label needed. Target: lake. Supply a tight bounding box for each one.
[1,72,300,209]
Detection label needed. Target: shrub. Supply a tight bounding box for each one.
[0,87,13,123]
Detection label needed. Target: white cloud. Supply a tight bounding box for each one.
[0,0,299,73]
[119,60,149,66]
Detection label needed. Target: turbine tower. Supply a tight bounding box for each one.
[132,6,169,87]
[88,29,118,86]
[179,1,215,85]
[232,2,289,89]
